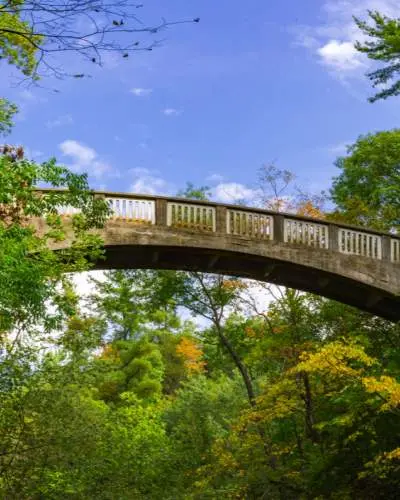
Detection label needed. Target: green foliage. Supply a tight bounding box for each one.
[90,270,148,341]
[355,10,400,102]
[0,2,41,77]
[163,374,247,493]
[95,338,164,403]
[191,295,400,499]
[177,182,211,200]
[0,148,109,334]
[0,159,399,497]
[0,97,17,135]
[0,347,171,499]
[330,130,400,232]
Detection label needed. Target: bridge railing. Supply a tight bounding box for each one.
[284,218,328,249]
[107,197,155,224]
[392,238,400,263]
[167,202,216,231]
[338,228,382,260]
[38,190,400,264]
[227,209,273,239]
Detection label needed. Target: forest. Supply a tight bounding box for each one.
[1,2,400,498]
[0,135,399,498]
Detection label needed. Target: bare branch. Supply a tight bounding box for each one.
[0,0,199,80]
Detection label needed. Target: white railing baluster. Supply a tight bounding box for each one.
[56,205,81,216]
[167,202,216,231]
[107,197,155,224]
[226,209,273,239]
[338,228,381,259]
[391,238,400,262]
[284,219,329,249]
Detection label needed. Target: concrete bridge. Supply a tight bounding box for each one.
[50,191,400,321]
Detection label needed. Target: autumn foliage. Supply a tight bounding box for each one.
[176,337,206,374]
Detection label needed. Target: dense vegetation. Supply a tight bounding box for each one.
[0,141,399,498]
[1,3,400,498]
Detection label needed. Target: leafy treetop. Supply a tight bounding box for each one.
[355,10,400,102]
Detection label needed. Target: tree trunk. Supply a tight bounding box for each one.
[214,322,256,405]
[302,372,319,443]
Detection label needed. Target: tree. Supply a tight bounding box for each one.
[0,145,109,336]
[90,270,148,341]
[177,272,257,406]
[191,290,400,499]
[0,98,18,136]
[95,338,164,402]
[355,10,400,102]
[176,336,206,374]
[177,182,211,201]
[0,339,172,498]
[258,163,296,211]
[330,129,400,232]
[257,163,327,215]
[0,0,199,80]
[162,373,247,494]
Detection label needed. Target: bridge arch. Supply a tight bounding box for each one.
[47,192,400,321]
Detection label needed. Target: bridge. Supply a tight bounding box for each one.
[45,191,400,321]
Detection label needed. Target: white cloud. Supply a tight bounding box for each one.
[317,40,365,72]
[294,0,399,78]
[15,89,47,120]
[19,89,47,102]
[59,139,113,179]
[19,90,35,101]
[92,161,113,178]
[130,87,153,97]
[46,114,73,128]
[131,177,169,194]
[212,182,260,204]
[130,167,173,195]
[60,140,96,166]
[163,108,181,116]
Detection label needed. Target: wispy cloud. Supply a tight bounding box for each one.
[293,0,399,78]
[46,114,73,128]
[212,182,260,204]
[317,40,365,72]
[59,139,115,179]
[130,87,153,97]
[19,89,47,103]
[15,89,47,121]
[130,167,173,195]
[60,140,96,165]
[163,107,182,116]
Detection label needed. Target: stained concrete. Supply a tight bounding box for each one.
[46,219,400,321]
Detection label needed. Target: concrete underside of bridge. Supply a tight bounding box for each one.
[78,222,400,322]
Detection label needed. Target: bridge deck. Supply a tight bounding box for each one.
[39,191,400,321]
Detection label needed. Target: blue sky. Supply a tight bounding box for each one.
[2,0,399,203]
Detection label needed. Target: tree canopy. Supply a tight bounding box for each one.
[355,10,400,102]
[330,129,400,232]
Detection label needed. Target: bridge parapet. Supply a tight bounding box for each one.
[52,190,400,264]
